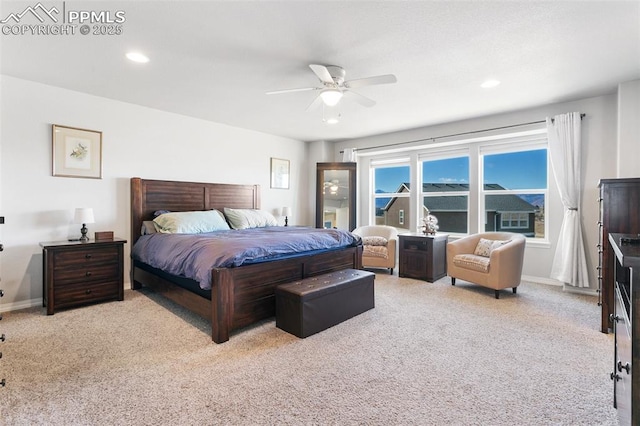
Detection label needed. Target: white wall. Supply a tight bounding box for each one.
[333,94,620,291]
[0,75,308,310]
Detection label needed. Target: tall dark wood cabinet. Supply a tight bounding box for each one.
[609,233,639,426]
[598,178,640,333]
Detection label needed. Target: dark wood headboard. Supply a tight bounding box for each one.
[130,177,260,245]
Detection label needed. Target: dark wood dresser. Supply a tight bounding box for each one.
[40,238,126,315]
[398,233,448,282]
[598,178,640,333]
[609,233,639,426]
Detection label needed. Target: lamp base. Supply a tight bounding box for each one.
[80,224,89,241]
[284,216,289,227]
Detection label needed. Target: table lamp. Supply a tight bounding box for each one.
[282,207,292,227]
[74,208,95,242]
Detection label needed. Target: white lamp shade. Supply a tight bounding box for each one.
[319,89,343,106]
[282,207,292,217]
[74,208,95,224]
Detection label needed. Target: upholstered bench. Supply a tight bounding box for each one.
[275,269,375,338]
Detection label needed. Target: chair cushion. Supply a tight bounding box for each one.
[453,254,490,273]
[473,238,509,257]
[363,245,389,259]
[362,236,388,246]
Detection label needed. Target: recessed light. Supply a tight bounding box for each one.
[481,79,500,89]
[126,52,149,63]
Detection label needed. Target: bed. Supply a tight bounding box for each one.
[130,177,363,343]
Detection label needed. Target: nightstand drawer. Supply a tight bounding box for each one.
[53,246,119,268]
[52,263,120,286]
[54,280,120,307]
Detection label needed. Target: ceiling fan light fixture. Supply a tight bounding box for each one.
[126,51,149,63]
[320,89,343,106]
[480,79,500,89]
[322,104,341,124]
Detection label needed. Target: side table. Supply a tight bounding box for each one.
[398,233,448,282]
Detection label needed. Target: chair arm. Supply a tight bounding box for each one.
[387,238,397,257]
[489,239,525,284]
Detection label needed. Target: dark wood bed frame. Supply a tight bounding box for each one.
[130,177,363,343]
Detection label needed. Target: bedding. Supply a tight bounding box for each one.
[131,226,361,289]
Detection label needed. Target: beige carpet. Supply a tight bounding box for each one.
[0,273,617,425]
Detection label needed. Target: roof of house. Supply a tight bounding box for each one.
[382,183,537,213]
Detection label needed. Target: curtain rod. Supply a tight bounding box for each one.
[340,113,586,154]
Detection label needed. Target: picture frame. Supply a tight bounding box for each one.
[270,157,290,189]
[52,124,102,179]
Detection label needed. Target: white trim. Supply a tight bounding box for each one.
[521,275,598,296]
[0,297,42,313]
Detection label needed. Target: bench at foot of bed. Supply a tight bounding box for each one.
[275,269,375,338]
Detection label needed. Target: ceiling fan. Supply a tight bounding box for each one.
[266,64,397,110]
[323,179,348,194]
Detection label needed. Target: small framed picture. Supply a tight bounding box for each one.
[270,157,290,189]
[52,124,102,179]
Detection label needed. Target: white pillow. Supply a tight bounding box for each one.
[153,210,230,234]
[223,208,278,229]
[473,238,510,257]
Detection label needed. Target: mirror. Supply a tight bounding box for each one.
[316,162,356,231]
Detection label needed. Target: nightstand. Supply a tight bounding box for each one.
[398,233,448,282]
[40,238,126,315]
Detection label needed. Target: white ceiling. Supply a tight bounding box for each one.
[1,1,639,142]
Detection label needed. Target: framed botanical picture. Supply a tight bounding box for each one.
[52,124,102,179]
[270,157,290,189]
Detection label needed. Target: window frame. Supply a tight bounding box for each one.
[364,128,549,243]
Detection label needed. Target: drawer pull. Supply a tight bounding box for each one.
[85,271,92,277]
[0,289,3,297]
[85,289,92,295]
[609,314,621,324]
[0,334,4,342]
[0,379,5,387]
[85,254,92,259]
[617,361,631,374]
[610,372,621,382]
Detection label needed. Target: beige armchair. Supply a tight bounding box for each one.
[447,232,526,299]
[352,225,398,274]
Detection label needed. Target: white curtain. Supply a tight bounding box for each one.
[547,112,589,287]
[342,148,356,162]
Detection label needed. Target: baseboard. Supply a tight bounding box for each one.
[522,274,599,296]
[0,297,42,313]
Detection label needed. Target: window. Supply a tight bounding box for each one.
[482,147,547,238]
[372,160,410,227]
[367,128,549,240]
[501,212,529,229]
[421,155,469,234]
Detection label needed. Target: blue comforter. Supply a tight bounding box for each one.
[131,226,361,289]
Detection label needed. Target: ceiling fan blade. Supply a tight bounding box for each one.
[266,87,317,95]
[309,64,335,85]
[343,90,376,108]
[306,93,324,111]
[344,74,397,89]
